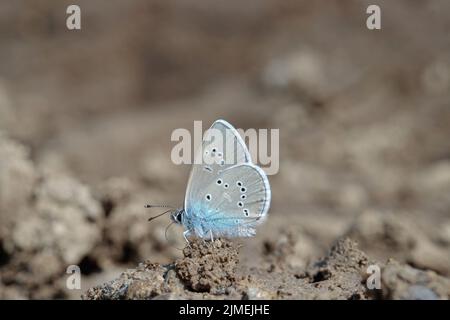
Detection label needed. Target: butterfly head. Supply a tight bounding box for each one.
[170,208,185,225]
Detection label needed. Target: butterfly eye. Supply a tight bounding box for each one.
[240,187,247,193]
[243,209,249,216]
[241,194,246,200]
[237,201,244,207]
[205,194,212,201]
[224,183,229,188]
[236,181,243,187]
[216,179,223,185]
[212,148,217,153]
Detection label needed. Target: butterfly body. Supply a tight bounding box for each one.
[170,119,271,241]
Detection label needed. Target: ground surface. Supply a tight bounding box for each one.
[83,238,449,300]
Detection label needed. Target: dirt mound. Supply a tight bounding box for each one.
[83,239,244,300]
[176,239,240,293]
[82,238,450,300]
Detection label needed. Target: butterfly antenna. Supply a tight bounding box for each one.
[147,209,173,222]
[145,204,175,209]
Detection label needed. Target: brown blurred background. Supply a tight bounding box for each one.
[0,0,449,299]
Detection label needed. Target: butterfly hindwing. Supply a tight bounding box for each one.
[204,163,270,237]
[212,163,270,221]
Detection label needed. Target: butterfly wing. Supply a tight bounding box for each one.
[208,163,271,236]
[184,119,271,238]
[184,119,251,210]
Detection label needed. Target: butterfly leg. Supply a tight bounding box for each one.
[208,229,214,242]
[183,230,191,246]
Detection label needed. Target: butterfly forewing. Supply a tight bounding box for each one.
[184,120,251,210]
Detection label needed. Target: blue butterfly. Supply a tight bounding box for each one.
[148,120,271,242]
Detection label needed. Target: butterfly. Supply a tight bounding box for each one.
[147,119,271,242]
